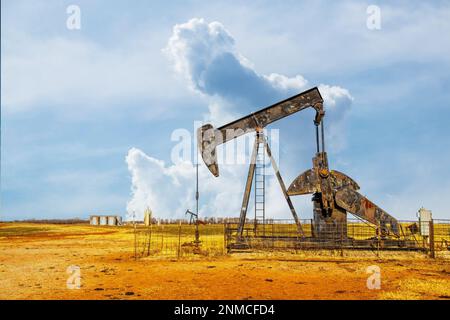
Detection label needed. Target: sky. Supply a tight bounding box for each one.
[1,0,450,221]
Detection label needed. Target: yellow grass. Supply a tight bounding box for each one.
[380,279,450,300]
[1,222,449,300]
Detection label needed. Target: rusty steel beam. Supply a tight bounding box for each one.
[236,133,260,238]
[334,188,400,236]
[197,87,324,177]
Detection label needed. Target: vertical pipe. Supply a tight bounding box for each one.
[315,125,320,154]
[195,150,200,245]
[321,119,325,153]
[196,157,199,215]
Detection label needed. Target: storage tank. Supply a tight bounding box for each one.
[144,208,152,226]
[99,216,108,225]
[107,216,117,226]
[418,207,432,236]
[90,216,99,225]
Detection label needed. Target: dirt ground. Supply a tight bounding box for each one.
[0,223,449,300]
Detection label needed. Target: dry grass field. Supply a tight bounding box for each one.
[0,222,449,300]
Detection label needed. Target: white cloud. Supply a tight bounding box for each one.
[126,18,355,220]
[264,73,308,92]
[164,18,353,135]
[1,30,189,115]
[126,146,246,220]
[126,147,189,219]
[4,2,449,222]
[125,145,316,221]
[212,2,450,76]
[164,18,354,156]
[164,18,235,91]
[318,84,354,151]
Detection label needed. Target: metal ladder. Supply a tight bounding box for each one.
[254,133,266,235]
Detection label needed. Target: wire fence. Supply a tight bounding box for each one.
[132,219,450,259]
[133,223,225,259]
[225,219,450,254]
[432,219,450,253]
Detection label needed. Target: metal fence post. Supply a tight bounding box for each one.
[272,223,275,250]
[134,221,137,260]
[223,223,226,254]
[161,224,164,254]
[148,222,152,256]
[178,221,182,259]
[429,220,435,259]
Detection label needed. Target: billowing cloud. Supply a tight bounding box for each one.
[126,148,195,219]
[127,18,354,220]
[1,30,188,115]
[125,145,314,221]
[164,18,353,128]
[164,18,296,115]
[126,147,250,220]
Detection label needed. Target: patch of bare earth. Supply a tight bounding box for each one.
[0,223,448,300]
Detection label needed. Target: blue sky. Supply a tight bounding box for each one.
[2,0,450,221]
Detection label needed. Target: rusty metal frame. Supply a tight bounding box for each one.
[236,133,259,238]
[197,87,324,240]
[236,132,304,239]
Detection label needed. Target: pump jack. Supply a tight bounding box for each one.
[198,88,324,237]
[185,209,198,225]
[197,87,400,242]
